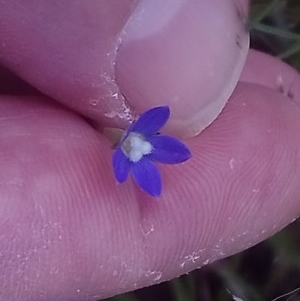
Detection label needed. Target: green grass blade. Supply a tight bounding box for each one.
[250,0,282,25]
[251,23,300,41]
[278,42,300,59]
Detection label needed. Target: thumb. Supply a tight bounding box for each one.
[0,0,138,128]
[116,0,249,137]
[0,0,248,137]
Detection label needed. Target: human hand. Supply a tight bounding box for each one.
[0,1,300,301]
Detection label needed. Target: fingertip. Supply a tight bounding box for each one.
[236,0,249,16]
[0,0,139,127]
[116,0,249,137]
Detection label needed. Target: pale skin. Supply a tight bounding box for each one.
[0,1,300,301]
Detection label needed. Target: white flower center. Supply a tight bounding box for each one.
[122,132,152,162]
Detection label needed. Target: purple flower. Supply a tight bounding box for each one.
[112,106,191,197]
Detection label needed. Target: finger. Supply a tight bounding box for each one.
[237,0,249,15]
[115,0,249,137]
[0,0,249,137]
[240,49,300,105]
[1,81,300,300]
[0,0,139,129]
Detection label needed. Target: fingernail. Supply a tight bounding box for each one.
[116,0,249,137]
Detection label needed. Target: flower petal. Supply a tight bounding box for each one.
[112,147,131,183]
[130,106,170,136]
[131,158,162,197]
[148,135,192,164]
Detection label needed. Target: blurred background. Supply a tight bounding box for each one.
[104,1,300,300]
